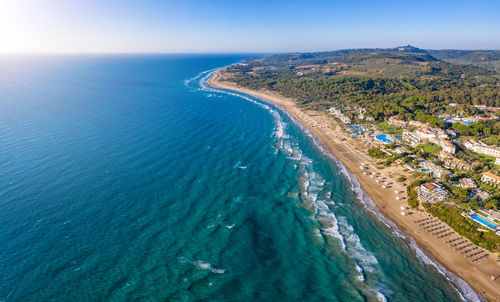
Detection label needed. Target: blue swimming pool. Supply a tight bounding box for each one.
[375,134,392,143]
[470,214,497,230]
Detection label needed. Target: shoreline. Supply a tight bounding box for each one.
[207,70,500,302]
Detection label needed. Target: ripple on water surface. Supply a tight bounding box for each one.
[0,56,472,302]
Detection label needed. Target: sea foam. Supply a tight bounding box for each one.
[200,69,481,302]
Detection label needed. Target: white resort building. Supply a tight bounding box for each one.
[408,121,428,128]
[470,189,490,201]
[403,125,452,150]
[481,172,500,187]
[463,139,500,158]
[439,139,456,154]
[417,183,448,203]
[388,116,408,128]
[429,137,456,154]
[328,107,351,124]
[421,160,450,178]
[402,130,422,147]
[459,178,477,189]
[439,151,472,171]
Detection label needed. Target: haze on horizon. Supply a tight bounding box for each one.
[1,0,499,54]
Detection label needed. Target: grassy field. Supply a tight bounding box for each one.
[420,143,441,154]
[476,153,497,165]
[376,121,404,135]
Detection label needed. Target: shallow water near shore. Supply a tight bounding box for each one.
[0,55,473,301]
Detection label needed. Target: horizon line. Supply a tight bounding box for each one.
[0,46,499,56]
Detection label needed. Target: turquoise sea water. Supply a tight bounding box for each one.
[0,55,479,301]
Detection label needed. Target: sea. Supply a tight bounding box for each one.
[0,55,481,301]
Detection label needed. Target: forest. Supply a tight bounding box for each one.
[232,76,500,117]
[226,47,500,140]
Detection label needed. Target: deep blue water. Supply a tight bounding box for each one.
[0,55,477,301]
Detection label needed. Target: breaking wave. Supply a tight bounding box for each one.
[193,260,226,274]
[200,69,480,302]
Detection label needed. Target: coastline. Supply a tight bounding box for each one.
[207,70,500,302]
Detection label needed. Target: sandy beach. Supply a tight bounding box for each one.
[209,70,500,301]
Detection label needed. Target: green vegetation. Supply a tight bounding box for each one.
[427,203,500,252]
[383,152,406,166]
[452,121,500,139]
[480,182,500,195]
[455,149,496,174]
[428,49,500,74]
[368,148,385,158]
[226,46,500,251]
[483,192,500,210]
[376,121,403,135]
[474,152,497,165]
[232,46,500,80]
[419,143,441,154]
[407,179,426,209]
[428,49,500,65]
[232,76,500,116]
[405,164,500,251]
[227,47,500,142]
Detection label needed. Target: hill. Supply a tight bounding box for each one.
[223,46,500,128]
[228,46,498,81]
[428,49,500,73]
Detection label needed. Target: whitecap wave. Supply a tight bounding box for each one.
[193,260,225,274]
[355,264,365,281]
[195,68,482,302]
[338,216,379,273]
[322,224,346,250]
[375,291,387,302]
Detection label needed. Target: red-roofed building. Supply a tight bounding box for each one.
[388,116,408,128]
[439,151,473,171]
[482,172,500,187]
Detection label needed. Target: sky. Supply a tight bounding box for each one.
[0,0,499,53]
